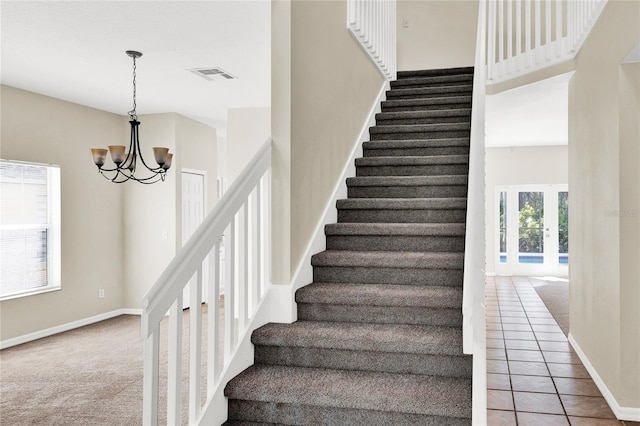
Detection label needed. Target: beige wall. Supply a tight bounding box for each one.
[485,146,568,274]
[271,0,292,284]
[175,114,218,244]
[270,0,385,283]
[226,107,271,183]
[397,0,478,71]
[122,114,177,308]
[0,86,124,340]
[0,88,219,337]
[568,0,640,409]
[123,113,218,308]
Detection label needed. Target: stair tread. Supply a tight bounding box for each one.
[387,82,473,98]
[382,95,472,107]
[325,222,465,236]
[296,283,462,308]
[337,197,467,210]
[390,74,474,88]
[397,67,474,78]
[356,155,468,166]
[252,321,465,356]
[376,109,471,120]
[363,139,470,149]
[311,250,464,269]
[387,84,473,97]
[347,175,467,187]
[370,123,471,133]
[225,365,471,418]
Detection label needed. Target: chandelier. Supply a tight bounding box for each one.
[90,51,173,184]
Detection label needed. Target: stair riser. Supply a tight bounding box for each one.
[386,89,473,100]
[297,304,462,326]
[356,164,469,176]
[254,346,472,378]
[326,235,465,253]
[364,146,470,157]
[370,130,470,140]
[313,266,463,286]
[227,400,471,425]
[348,185,467,199]
[338,208,467,224]
[397,67,474,78]
[376,116,470,125]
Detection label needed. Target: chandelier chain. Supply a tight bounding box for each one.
[129,56,137,119]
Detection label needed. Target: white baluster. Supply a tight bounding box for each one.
[251,187,260,310]
[556,0,563,57]
[488,0,497,80]
[516,0,522,70]
[264,172,272,293]
[189,265,203,424]
[241,201,249,325]
[498,0,504,77]
[142,326,159,426]
[546,0,552,60]
[167,296,183,425]
[208,243,220,393]
[535,0,541,64]
[507,0,513,74]
[224,220,235,361]
[525,0,532,67]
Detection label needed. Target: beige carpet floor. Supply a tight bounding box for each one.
[1,299,227,426]
[529,277,570,336]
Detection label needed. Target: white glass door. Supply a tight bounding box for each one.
[496,184,568,277]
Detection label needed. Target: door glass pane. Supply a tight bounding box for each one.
[519,192,544,264]
[499,191,507,263]
[558,191,569,264]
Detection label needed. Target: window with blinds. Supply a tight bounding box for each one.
[0,160,61,300]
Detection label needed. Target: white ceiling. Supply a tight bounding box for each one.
[486,72,572,148]
[1,1,271,137]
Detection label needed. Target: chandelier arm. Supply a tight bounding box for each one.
[99,166,166,184]
[134,123,166,173]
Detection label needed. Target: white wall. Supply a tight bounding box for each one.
[568,0,640,412]
[0,85,124,340]
[396,0,478,71]
[485,146,568,274]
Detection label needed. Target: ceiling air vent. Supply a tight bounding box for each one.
[190,67,236,81]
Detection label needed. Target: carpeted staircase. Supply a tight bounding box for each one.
[224,66,474,425]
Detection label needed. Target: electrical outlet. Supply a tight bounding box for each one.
[98,289,105,299]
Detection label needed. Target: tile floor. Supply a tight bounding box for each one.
[486,276,639,426]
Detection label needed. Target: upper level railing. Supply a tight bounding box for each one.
[347,0,396,80]
[486,0,607,83]
[141,139,271,425]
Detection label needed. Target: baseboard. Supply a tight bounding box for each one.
[569,333,640,421]
[287,80,390,309]
[0,308,141,350]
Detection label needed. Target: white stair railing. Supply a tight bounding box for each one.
[141,138,271,425]
[486,0,607,83]
[347,0,397,80]
[463,1,487,424]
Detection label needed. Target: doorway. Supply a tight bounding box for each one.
[496,184,568,277]
[182,169,207,308]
